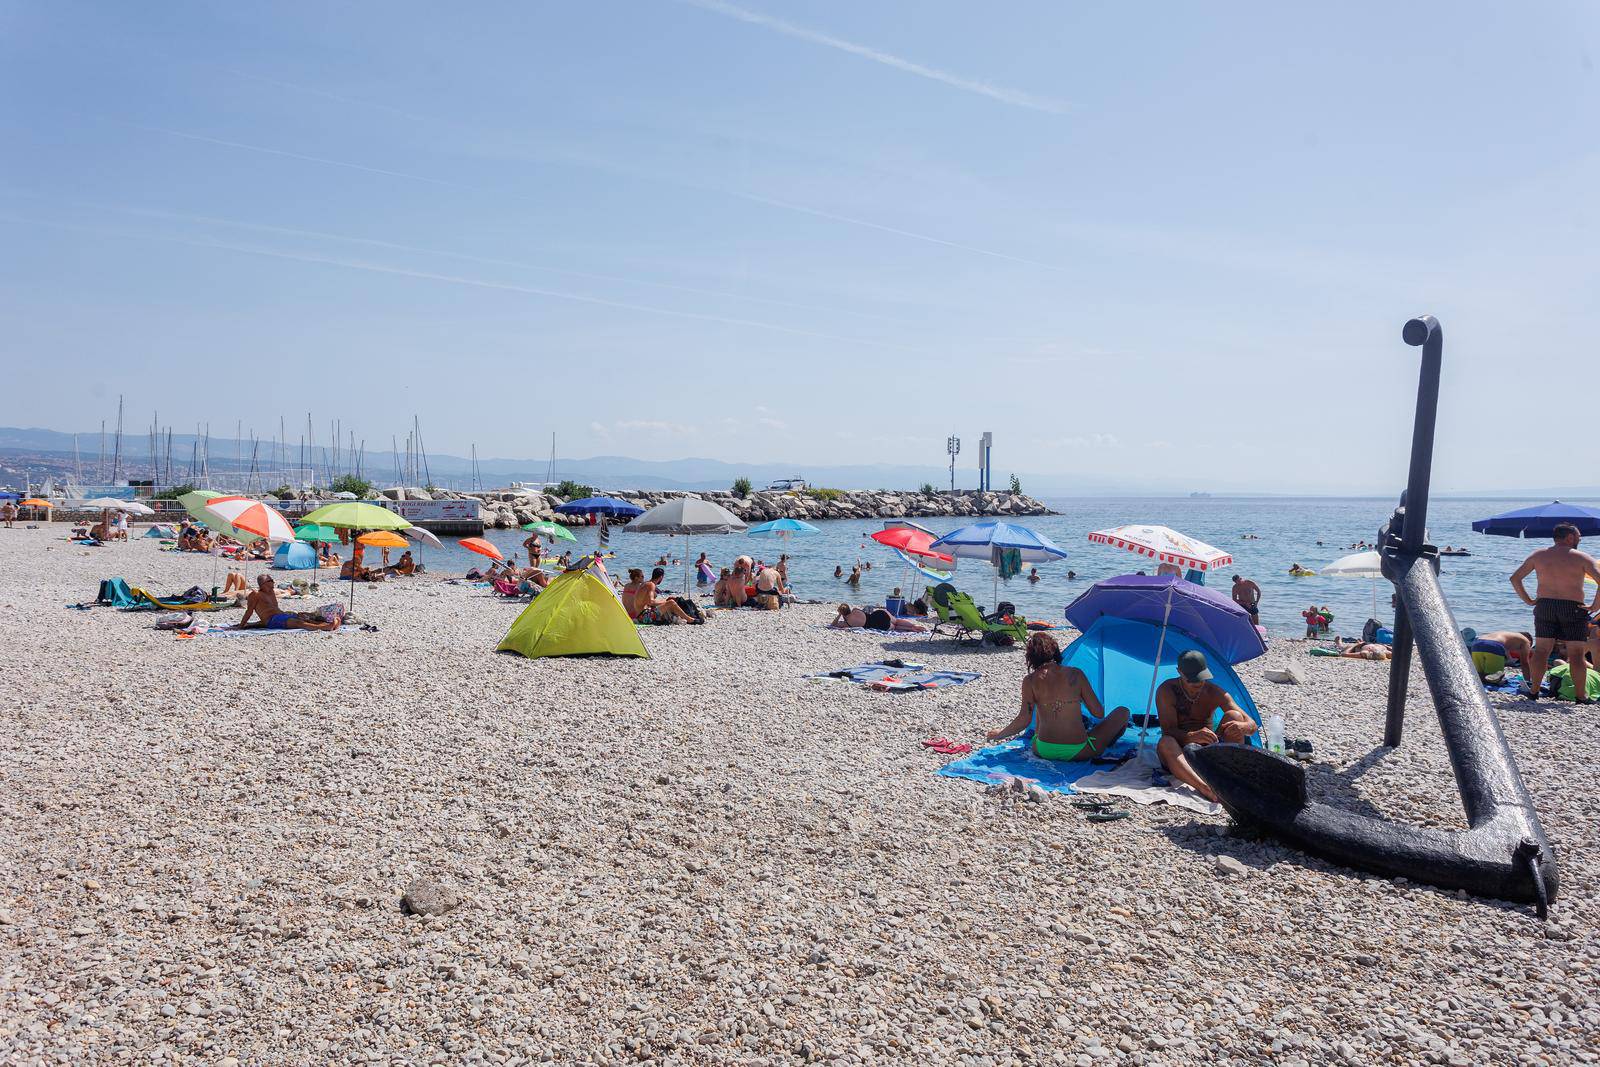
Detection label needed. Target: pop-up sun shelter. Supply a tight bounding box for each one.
[497,568,648,659]
[1062,616,1263,747]
[272,541,318,570]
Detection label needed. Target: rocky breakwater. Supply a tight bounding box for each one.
[448,487,1055,530]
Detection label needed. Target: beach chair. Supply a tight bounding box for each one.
[945,589,1031,646]
[928,583,963,637]
[127,587,233,612]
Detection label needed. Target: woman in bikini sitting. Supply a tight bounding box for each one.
[986,633,1130,760]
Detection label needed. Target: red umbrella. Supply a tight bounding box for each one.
[460,536,505,563]
[869,527,954,564]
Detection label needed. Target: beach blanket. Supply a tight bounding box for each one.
[938,731,1138,794]
[1484,672,1524,694]
[96,577,136,608]
[810,661,978,692]
[199,624,357,638]
[1071,757,1223,816]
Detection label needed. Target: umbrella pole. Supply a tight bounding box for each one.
[1138,583,1176,763]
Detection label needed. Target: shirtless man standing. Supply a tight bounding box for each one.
[1156,650,1258,802]
[1510,522,1600,702]
[1230,574,1262,626]
[986,633,1131,761]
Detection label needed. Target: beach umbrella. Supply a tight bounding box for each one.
[521,520,577,543]
[357,530,410,548]
[202,497,296,543]
[295,522,340,542]
[20,498,52,522]
[1470,501,1600,538]
[870,525,956,601]
[628,497,748,593]
[553,496,645,518]
[301,500,412,530]
[747,517,820,539]
[177,489,223,515]
[403,526,445,549]
[458,536,505,563]
[1065,574,1266,765]
[1321,549,1385,618]
[931,520,1067,608]
[1087,524,1233,572]
[332,491,359,500]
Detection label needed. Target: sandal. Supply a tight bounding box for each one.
[1086,811,1130,823]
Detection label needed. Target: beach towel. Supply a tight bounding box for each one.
[938,731,1138,793]
[200,624,357,638]
[810,661,979,692]
[1071,757,1223,816]
[96,577,136,608]
[1546,662,1600,701]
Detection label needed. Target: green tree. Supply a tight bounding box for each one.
[732,477,753,497]
[151,483,197,501]
[330,474,374,498]
[919,483,938,497]
[1008,474,1022,494]
[554,479,593,499]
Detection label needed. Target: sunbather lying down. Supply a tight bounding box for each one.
[986,633,1130,760]
[830,604,926,632]
[1335,638,1392,660]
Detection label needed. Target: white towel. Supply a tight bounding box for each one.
[1072,758,1223,816]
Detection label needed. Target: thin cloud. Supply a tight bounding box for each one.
[115,120,1063,274]
[613,420,697,435]
[1034,433,1120,450]
[0,214,917,350]
[679,0,1069,114]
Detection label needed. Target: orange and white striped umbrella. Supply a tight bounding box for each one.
[202,496,296,543]
[1088,524,1233,571]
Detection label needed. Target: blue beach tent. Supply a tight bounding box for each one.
[272,541,318,570]
[1061,615,1262,748]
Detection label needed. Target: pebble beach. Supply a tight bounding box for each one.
[2,525,1597,1066]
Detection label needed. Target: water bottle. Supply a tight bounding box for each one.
[1265,713,1286,754]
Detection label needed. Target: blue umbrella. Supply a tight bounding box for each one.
[746,517,819,538]
[931,520,1067,607]
[1065,574,1267,666]
[552,496,645,518]
[1471,501,1600,538]
[1065,574,1266,765]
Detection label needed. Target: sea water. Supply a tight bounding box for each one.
[399,496,1596,639]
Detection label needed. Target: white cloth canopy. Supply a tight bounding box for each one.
[1087,524,1232,571]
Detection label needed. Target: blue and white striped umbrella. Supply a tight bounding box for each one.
[930,520,1068,564]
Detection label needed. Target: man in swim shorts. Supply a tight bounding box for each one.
[1470,630,1533,679]
[1156,650,1258,802]
[235,574,284,629]
[985,633,1130,761]
[1230,574,1261,626]
[1510,522,1600,702]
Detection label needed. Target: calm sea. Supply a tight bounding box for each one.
[394,496,1595,638]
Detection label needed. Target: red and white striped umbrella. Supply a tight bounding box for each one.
[202,496,296,543]
[1087,524,1233,571]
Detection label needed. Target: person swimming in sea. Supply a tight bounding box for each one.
[985,633,1130,761]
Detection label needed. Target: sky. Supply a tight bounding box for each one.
[1,1,1596,494]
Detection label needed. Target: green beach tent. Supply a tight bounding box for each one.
[497,569,648,659]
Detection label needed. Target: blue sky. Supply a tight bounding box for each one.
[1,1,1595,493]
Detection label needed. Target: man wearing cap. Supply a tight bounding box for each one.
[1156,650,1258,802]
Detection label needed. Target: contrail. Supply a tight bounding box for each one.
[103,202,919,324]
[731,190,1068,272]
[0,214,917,351]
[118,122,1064,271]
[677,0,1068,114]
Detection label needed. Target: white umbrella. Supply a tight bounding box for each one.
[201,497,296,543]
[403,526,444,549]
[332,491,359,500]
[1322,549,1384,619]
[627,497,748,594]
[83,497,151,513]
[1087,524,1233,572]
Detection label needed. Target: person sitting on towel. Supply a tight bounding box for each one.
[385,550,417,576]
[1156,650,1257,802]
[713,567,743,608]
[621,568,691,625]
[754,565,788,598]
[985,633,1130,761]
[235,575,285,629]
[1470,630,1532,678]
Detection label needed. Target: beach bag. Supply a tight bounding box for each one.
[1546,663,1600,701]
[673,596,706,623]
[756,594,781,611]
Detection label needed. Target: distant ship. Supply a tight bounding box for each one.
[1190,491,1212,499]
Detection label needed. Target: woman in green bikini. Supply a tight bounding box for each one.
[986,633,1130,760]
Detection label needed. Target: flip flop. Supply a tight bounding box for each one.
[1086,811,1130,823]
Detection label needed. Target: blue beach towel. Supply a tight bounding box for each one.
[96,577,136,608]
[938,726,1139,793]
[810,661,980,692]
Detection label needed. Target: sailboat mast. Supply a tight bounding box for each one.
[110,395,124,485]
